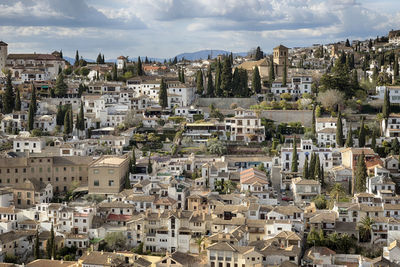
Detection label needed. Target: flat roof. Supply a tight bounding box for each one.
[91,156,127,167]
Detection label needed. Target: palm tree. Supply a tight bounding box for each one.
[195,236,205,254]
[337,233,355,253]
[330,183,346,203]
[327,232,340,251]
[358,216,374,243]
[222,180,236,194]
[214,180,223,192]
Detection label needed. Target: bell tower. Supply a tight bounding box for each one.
[0,41,8,76]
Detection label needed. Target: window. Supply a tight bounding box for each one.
[108,169,114,174]
[109,180,114,186]
[93,169,99,174]
[94,180,99,186]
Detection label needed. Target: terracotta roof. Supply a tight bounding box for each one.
[27,259,76,267]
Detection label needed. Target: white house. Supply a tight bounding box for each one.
[291,178,321,204]
[13,137,46,153]
[225,108,265,143]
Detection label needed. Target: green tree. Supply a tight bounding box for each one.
[78,102,85,131]
[181,68,185,83]
[130,149,137,174]
[137,57,144,76]
[159,78,168,109]
[112,63,118,81]
[330,183,345,203]
[74,50,79,66]
[47,224,55,259]
[345,124,353,147]
[358,216,374,242]
[303,158,309,179]
[28,100,35,131]
[64,110,71,135]
[312,105,316,136]
[371,129,377,151]
[196,70,204,95]
[104,232,127,251]
[78,84,84,98]
[147,156,152,174]
[55,73,67,97]
[355,152,367,193]
[255,46,263,60]
[14,88,21,111]
[34,228,40,259]
[221,57,233,96]
[195,236,205,253]
[215,59,223,97]
[383,88,390,121]
[2,72,15,114]
[282,59,287,87]
[320,165,325,187]
[336,111,344,147]
[269,58,275,83]
[314,155,320,181]
[394,55,399,80]
[309,153,316,180]
[207,138,227,155]
[358,117,366,147]
[252,66,261,94]
[206,66,214,97]
[291,138,298,172]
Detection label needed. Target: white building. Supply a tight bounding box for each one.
[13,137,46,153]
[270,75,312,98]
[225,108,265,143]
[316,117,347,147]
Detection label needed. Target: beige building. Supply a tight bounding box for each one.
[273,45,289,77]
[13,178,53,209]
[88,155,130,195]
[0,156,93,193]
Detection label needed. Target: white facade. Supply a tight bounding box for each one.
[225,108,265,143]
[13,138,46,153]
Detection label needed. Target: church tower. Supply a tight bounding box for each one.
[273,44,288,77]
[0,41,8,75]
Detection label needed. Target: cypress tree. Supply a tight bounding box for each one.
[252,66,261,94]
[47,224,55,259]
[131,148,137,174]
[314,155,320,180]
[215,59,222,97]
[54,73,67,97]
[2,72,15,114]
[78,102,85,131]
[178,68,182,82]
[232,68,240,97]
[112,63,118,81]
[255,46,263,60]
[102,54,105,64]
[28,99,35,131]
[31,84,37,113]
[64,110,71,135]
[345,124,354,147]
[282,59,287,87]
[137,57,144,76]
[181,68,185,83]
[309,153,316,180]
[383,88,390,121]
[34,228,40,259]
[238,69,248,97]
[303,158,309,179]
[291,138,298,172]
[56,106,64,126]
[147,156,152,174]
[355,152,367,193]
[359,117,366,147]
[74,50,79,66]
[78,83,84,97]
[96,53,102,64]
[69,108,73,133]
[206,66,214,97]
[269,58,275,83]
[394,55,399,80]
[371,129,377,151]
[320,165,325,187]
[336,111,344,147]
[196,70,204,95]
[221,57,232,97]
[75,113,80,134]
[14,88,21,111]
[159,78,168,109]
[312,105,316,136]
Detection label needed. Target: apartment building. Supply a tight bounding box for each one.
[88,155,130,195]
[0,155,93,193]
[225,108,265,143]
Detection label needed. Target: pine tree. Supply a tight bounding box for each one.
[291,138,298,172]
[206,66,214,97]
[14,88,21,111]
[215,59,222,97]
[303,158,309,179]
[137,57,144,76]
[282,59,287,87]
[2,72,15,114]
[54,73,67,97]
[159,78,168,109]
[78,102,85,131]
[196,70,204,95]
[383,88,391,120]
[336,111,344,147]
[74,50,79,66]
[64,110,71,135]
[34,228,40,259]
[359,117,366,147]
[345,124,354,147]
[314,155,320,180]
[355,152,367,193]
[221,57,232,97]
[252,66,261,94]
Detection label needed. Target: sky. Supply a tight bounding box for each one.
[0,0,399,60]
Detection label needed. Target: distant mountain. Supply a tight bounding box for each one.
[174,50,247,61]
[63,56,95,65]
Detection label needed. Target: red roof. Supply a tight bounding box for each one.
[106,214,132,222]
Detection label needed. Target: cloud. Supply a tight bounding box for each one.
[0,0,145,29]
